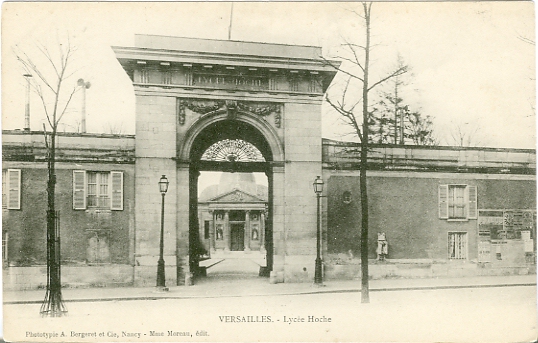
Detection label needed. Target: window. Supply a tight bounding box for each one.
[448,232,467,259]
[2,169,21,210]
[87,172,110,208]
[438,184,477,220]
[73,171,123,210]
[448,185,466,219]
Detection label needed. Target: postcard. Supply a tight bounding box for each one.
[2,2,536,342]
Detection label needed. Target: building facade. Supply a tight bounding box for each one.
[198,172,268,255]
[323,139,536,279]
[2,35,536,290]
[2,131,135,290]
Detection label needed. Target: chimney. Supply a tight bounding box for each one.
[23,74,32,131]
[77,79,91,133]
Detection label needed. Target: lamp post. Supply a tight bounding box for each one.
[313,176,324,284]
[157,175,169,290]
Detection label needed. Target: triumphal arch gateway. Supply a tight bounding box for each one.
[113,35,338,285]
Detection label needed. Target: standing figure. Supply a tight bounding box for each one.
[376,232,388,261]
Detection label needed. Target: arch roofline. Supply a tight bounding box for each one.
[112,35,341,74]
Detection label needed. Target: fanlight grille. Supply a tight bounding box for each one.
[201,139,265,162]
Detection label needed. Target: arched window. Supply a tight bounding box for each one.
[201,139,265,162]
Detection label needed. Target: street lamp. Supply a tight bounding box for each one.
[157,175,169,290]
[313,176,324,285]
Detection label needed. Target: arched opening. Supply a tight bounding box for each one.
[187,119,275,282]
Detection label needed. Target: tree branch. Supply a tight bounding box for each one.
[368,66,408,92]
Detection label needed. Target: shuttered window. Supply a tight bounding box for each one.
[439,184,477,220]
[73,171,123,210]
[2,170,6,209]
[73,170,87,210]
[467,186,477,219]
[2,169,21,210]
[438,185,448,219]
[110,171,123,211]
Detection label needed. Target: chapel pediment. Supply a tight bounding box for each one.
[208,189,265,203]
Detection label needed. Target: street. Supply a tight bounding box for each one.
[4,284,536,342]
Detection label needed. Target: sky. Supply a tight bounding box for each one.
[1,1,536,148]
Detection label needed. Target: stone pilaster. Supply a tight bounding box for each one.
[209,210,215,252]
[224,211,230,252]
[260,211,266,253]
[244,210,251,252]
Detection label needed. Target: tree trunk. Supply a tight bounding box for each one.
[360,2,371,304]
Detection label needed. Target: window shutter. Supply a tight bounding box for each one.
[2,170,7,209]
[73,170,86,210]
[467,185,477,219]
[110,171,123,211]
[7,169,21,210]
[438,184,448,219]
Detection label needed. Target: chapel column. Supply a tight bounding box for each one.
[224,210,230,252]
[209,210,216,252]
[260,211,266,253]
[244,210,251,252]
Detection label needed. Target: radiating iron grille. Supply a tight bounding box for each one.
[201,139,265,162]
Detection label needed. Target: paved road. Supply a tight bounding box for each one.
[4,285,536,342]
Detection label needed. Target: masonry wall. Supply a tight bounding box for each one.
[327,173,536,261]
[2,160,135,290]
[133,93,179,286]
[2,162,135,266]
[281,101,323,282]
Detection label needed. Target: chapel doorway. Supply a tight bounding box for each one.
[230,224,245,251]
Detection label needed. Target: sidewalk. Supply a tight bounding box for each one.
[4,274,536,305]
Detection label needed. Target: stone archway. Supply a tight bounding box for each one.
[182,112,283,282]
[114,35,337,287]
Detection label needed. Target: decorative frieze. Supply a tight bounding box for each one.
[162,70,172,85]
[176,98,282,128]
[140,69,149,83]
[128,61,324,95]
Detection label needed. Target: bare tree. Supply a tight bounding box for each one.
[324,2,407,303]
[103,122,125,135]
[405,111,438,146]
[446,122,482,147]
[517,35,535,46]
[14,35,78,317]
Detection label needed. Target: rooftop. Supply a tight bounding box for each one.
[133,34,323,61]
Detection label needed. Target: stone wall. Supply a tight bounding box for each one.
[2,162,135,266]
[3,265,133,291]
[326,172,536,271]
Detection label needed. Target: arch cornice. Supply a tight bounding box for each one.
[178,111,284,163]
